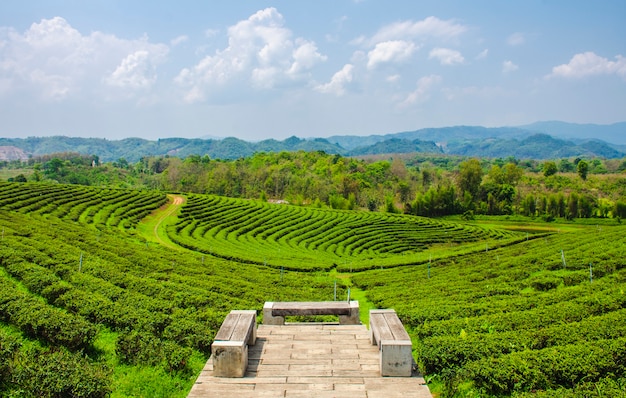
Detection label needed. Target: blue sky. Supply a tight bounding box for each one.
[0,1,624,141]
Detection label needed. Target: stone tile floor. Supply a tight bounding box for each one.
[188,323,432,398]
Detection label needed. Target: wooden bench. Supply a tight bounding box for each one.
[263,301,359,325]
[370,309,413,377]
[211,310,257,377]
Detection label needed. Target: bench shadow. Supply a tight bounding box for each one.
[245,337,267,376]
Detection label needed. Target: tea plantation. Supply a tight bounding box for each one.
[0,181,624,397]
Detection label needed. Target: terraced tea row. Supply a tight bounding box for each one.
[0,208,340,397]
[168,194,527,271]
[352,224,626,396]
[0,182,167,229]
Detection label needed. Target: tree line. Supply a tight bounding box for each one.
[3,150,626,220]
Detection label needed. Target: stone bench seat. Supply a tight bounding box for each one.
[263,301,359,325]
[370,309,413,377]
[211,310,257,377]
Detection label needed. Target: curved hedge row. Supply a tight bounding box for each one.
[0,181,167,230]
[0,203,340,397]
[168,194,526,271]
[352,224,626,396]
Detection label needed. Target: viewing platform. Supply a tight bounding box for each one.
[188,322,432,398]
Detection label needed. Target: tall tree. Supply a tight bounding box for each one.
[577,160,589,180]
[458,159,483,200]
[543,161,558,177]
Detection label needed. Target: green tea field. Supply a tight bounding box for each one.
[0,181,625,397]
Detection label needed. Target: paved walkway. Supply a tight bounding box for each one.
[188,323,432,398]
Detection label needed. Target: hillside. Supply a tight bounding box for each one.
[0,136,347,163]
[0,146,28,161]
[521,121,626,145]
[0,181,625,397]
[329,126,526,150]
[349,138,443,156]
[2,122,625,162]
[447,134,624,159]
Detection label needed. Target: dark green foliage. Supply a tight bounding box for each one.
[0,135,346,162]
[0,278,97,351]
[0,179,624,397]
[116,328,163,366]
[349,138,443,156]
[577,159,589,180]
[615,201,626,219]
[353,224,626,396]
[543,161,558,177]
[0,187,343,395]
[11,346,112,398]
[467,338,626,395]
[0,329,19,386]
[1,328,111,397]
[458,158,483,199]
[3,123,625,163]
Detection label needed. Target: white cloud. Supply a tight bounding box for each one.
[547,52,626,80]
[288,38,327,77]
[29,69,71,100]
[475,49,489,60]
[176,8,326,102]
[367,16,467,46]
[507,32,525,46]
[106,48,168,89]
[428,47,464,65]
[0,16,169,100]
[204,29,219,38]
[386,74,401,83]
[502,60,519,73]
[367,40,417,69]
[400,74,441,107]
[315,64,354,96]
[170,35,188,46]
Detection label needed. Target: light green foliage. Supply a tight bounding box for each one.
[458,158,483,199]
[0,184,339,397]
[4,151,625,221]
[167,193,524,271]
[1,176,625,397]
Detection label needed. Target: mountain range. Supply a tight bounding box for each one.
[0,121,624,162]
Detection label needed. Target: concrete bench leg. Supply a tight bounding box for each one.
[212,340,248,377]
[339,301,360,325]
[263,302,284,325]
[380,340,412,377]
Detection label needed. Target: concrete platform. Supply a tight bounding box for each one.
[188,323,432,398]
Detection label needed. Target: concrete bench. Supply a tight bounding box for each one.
[211,310,257,377]
[263,301,359,325]
[370,309,413,377]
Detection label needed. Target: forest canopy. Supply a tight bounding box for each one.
[3,150,626,221]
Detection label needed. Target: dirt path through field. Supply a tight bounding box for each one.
[152,194,185,249]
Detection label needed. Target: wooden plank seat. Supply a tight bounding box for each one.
[211,310,257,377]
[263,301,359,325]
[369,309,413,377]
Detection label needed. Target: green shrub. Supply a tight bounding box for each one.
[12,346,112,398]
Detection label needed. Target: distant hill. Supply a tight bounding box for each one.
[329,126,527,151]
[1,121,624,162]
[0,146,29,161]
[0,136,347,162]
[520,121,626,145]
[349,138,443,156]
[330,123,625,159]
[446,134,624,159]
